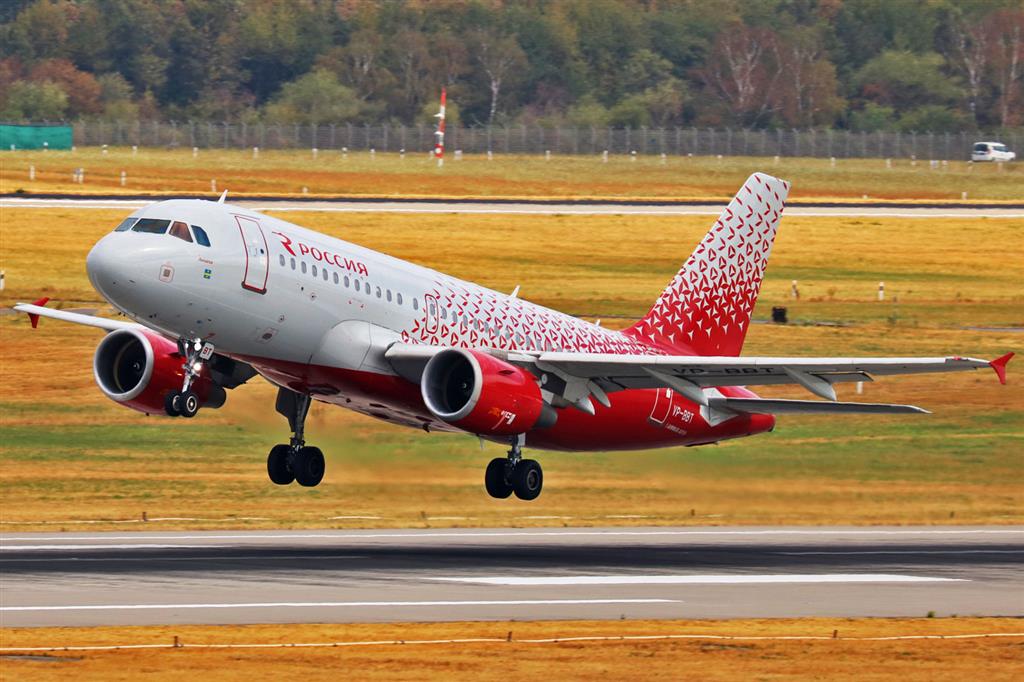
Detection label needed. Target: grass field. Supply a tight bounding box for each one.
[2,148,1024,201]
[0,207,1020,529]
[2,618,1021,681]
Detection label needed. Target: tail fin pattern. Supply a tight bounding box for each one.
[625,172,789,356]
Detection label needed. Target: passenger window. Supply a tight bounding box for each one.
[386,289,392,302]
[301,262,307,274]
[323,268,328,281]
[191,225,211,246]
[396,293,403,305]
[169,221,193,243]
[114,218,137,232]
[290,257,296,270]
[344,275,350,287]
[354,280,361,292]
[312,265,318,277]
[279,254,286,267]
[413,298,419,311]
[132,218,170,234]
[333,272,339,284]
[376,286,382,299]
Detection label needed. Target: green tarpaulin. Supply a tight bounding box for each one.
[0,124,73,150]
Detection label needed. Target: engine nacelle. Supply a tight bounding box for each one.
[93,328,222,415]
[420,348,554,435]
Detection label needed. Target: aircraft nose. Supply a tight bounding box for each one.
[86,234,124,302]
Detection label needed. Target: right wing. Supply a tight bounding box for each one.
[13,298,135,331]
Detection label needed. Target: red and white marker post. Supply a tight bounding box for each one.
[434,87,446,168]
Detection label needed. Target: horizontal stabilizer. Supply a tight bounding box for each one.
[709,397,929,415]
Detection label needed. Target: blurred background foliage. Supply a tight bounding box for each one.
[0,0,1021,132]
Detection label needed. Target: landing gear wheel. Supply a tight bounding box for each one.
[164,391,181,417]
[512,459,543,501]
[484,458,514,499]
[178,390,200,418]
[293,446,325,487]
[267,444,294,485]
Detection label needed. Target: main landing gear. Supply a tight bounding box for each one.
[267,388,325,487]
[485,434,543,501]
[164,337,212,418]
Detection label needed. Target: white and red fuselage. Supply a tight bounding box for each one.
[85,198,772,452]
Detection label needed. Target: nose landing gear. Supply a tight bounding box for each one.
[164,337,213,418]
[485,434,543,501]
[267,388,325,487]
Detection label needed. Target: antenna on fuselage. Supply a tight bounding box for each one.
[217,190,228,204]
[510,285,520,298]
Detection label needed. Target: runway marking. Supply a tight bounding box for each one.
[0,598,676,613]
[1,199,1019,218]
[779,550,1024,556]
[433,574,966,586]
[0,544,228,551]
[0,554,367,564]
[3,529,1021,544]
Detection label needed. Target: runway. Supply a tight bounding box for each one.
[1,527,1021,627]
[2,196,1022,217]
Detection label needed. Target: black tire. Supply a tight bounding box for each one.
[484,457,514,499]
[179,390,200,418]
[164,391,181,417]
[512,459,543,501]
[294,446,325,487]
[267,444,294,485]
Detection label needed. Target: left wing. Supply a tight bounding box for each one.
[385,343,1013,415]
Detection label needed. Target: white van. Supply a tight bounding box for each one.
[971,141,1016,162]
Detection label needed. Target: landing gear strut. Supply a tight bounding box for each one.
[267,388,325,487]
[485,434,543,501]
[164,337,212,418]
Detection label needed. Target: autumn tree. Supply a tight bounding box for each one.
[700,24,782,126]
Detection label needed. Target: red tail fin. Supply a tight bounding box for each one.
[625,173,789,356]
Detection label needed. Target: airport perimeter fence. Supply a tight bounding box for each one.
[66,120,1023,160]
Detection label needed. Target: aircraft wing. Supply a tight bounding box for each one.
[385,343,1012,415]
[12,299,136,331]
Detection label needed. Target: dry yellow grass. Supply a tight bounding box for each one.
[2,148,1023,201]
[2,619,1021,681]
[0,207,1021,529]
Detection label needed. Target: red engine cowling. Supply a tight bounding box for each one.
[92,328,221,415]
[420,348,552,435]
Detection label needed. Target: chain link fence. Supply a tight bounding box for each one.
[69,120,1022,160]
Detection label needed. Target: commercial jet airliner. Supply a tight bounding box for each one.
[16,173,1012,500]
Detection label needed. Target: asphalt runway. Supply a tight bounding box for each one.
[2,196,1022,218]
[1,527,1021,627]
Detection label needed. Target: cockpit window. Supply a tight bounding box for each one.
[191,225,211,247]
[132,218,171,234]
[114,218,137,232]
[169,221,193,243]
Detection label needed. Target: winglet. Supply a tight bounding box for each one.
[27,296,50,328]
[989,352,1014,385]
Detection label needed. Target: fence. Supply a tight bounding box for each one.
[68,121,1022,160]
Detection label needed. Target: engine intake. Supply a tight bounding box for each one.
[421,348,554,435]
[93,328,222,415]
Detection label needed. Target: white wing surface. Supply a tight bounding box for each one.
[385,343,1012,415]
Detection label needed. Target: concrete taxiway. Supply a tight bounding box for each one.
[2,196,1021,218]
[1,526,1021,627]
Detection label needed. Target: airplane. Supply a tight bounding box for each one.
[15,173,1013,501]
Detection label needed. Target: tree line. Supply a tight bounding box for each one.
[1,0,1022,133]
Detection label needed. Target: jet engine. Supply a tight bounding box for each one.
[420,348,555,435]
[93,328,224,415]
